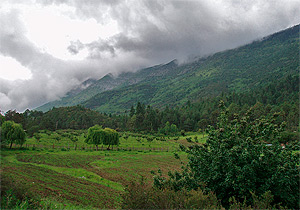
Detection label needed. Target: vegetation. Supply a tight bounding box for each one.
[81,25,299,113]
[153,103,299,208]
[1,25,299,209]
[36,25,299,114]
[1,121,26,148]
[85,125,119,150]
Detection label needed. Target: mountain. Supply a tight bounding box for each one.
[37,24,299,113]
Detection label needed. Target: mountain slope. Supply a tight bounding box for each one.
[37,24,299,113]
[82,24,299,113]
[36,61,179,112]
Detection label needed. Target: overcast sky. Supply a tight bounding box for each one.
[0,0,299,112]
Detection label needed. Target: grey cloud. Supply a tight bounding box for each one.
[86,40,116,59]
[67,39,116,58]
[0,10,110,111]
[67,40,84,55]
[1,0,300,111]
[69,0,300,64]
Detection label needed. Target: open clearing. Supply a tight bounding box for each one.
[1,147,188,208]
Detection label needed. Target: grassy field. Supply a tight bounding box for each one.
[23,130,207,151]
[1,130,206,209]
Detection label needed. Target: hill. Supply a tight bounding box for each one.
[37,24,299,113]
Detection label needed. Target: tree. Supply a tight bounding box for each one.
[170,124,178,134]
[70,135,79,150]
[1,121,26,148]
[85,125,103,150]
[85,125,119,150]
[129,105,135,117]
[155,102,299,208]
[135,102,145,130]
[102,128,119,149]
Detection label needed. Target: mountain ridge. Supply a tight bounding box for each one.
[37,24,299,113]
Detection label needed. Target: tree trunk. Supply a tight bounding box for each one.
[10,141,13,149]
[96,145,98,151]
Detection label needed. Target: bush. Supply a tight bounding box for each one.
[121,178,222,209]
[186,137,192,142]
[154,102,300,208]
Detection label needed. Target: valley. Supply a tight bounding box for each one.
[1,25,299,209]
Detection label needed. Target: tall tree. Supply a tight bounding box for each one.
[129,105,135,117]
[1,121,26,148]
[135,102,145,130]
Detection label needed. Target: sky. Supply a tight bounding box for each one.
[0,0,299,112]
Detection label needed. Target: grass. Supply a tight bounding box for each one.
[23,130,207,151]
[1,154,121,208]
[1,147,189,209]
[2,129,206,208]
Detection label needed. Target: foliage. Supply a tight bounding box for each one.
[5,72,299,136]
[154,103,300,208]
[0,112,5,126]
[78,25,299,114]
[159,121,178,135]
[121,178,222,209]
[228,191,285,209]
[1,121,26,148]
[1,173,37,209]
[85,125,119,150]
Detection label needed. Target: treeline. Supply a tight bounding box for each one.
[1,75,298,137]
[124,74,299,132]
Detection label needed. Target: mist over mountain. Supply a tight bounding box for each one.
[37,24,299,113]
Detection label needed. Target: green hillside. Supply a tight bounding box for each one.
[82,24,299,113]
[37,25,299,113]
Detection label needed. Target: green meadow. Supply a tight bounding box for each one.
[1,130,203,209]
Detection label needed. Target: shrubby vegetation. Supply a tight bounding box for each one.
[1,74,298,139]
[121,178,285,209]
[0,24,299,210]
[151,102,299,209]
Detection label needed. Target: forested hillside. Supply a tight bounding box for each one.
[3,73,298,138]
[82,25,299,113]
[37,24,299,113]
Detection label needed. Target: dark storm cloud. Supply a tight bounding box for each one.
[65,0,300,63]
[1,0,300,111]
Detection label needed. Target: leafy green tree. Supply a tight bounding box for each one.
[85,125,103,150]
[155,102,299,208]
[163,121,170,135]
[1,121,26,148]
[85,125,119,150]
[102,128,119,149]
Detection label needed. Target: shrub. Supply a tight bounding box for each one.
[121,178,222,209]
[154,102,300,208]
[186,137,192,142]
